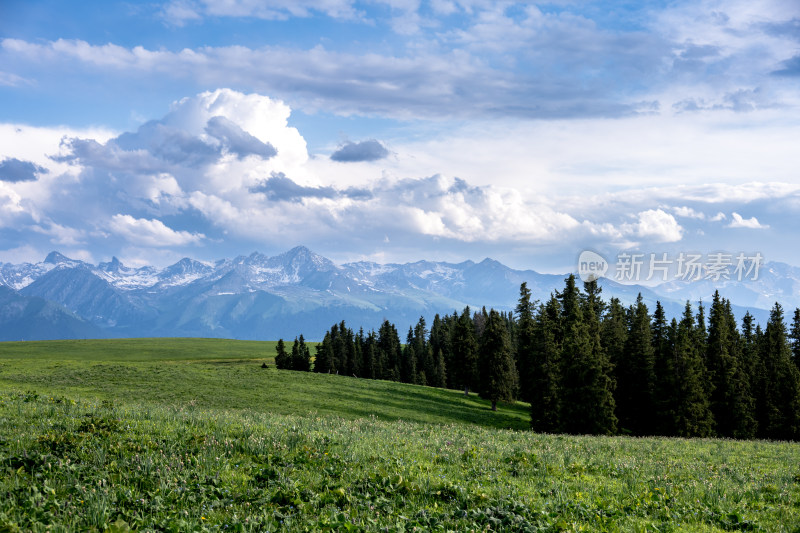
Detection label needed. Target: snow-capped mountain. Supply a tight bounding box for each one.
[0,246,793,341]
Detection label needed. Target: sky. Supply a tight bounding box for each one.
[0,0,799,273]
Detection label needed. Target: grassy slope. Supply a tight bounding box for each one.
[0,339,799,532]
[0,339,529,430]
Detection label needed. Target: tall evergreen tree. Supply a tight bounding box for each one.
[601,297,627,389]
[672,302,714,437]
[790,308,800,372]
[451,306,479,395]
[757,303,800,440]
[651,301,675,435]
[558,275,617,435]
[314,332,334,373]
[275,338,289,369]
[479,309,518,411]
[618,294,656,435]
[530,296,562,432]
[290,335,311,371]
[377,320,402,381]
[515,282,537,403]
[706,291,756,438]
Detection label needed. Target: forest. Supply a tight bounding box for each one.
[276,275,800,441]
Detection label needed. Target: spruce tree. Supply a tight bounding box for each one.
[479,309,518,411]
[706,291,756,438]
[291,335,311,371]
[515,282,537,403]
[275,338,289,369]
[558,275,617,435]
[673,302,714,437]
[530,296,562,432]
[618,294,656,435]
[651,301,676,435]
[790,308,800,372]
[451,306,479,395]
[377,320,401,381]
[314,332,333,373]
[758,303,800,440]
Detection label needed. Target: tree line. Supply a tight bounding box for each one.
[276,275,800,440]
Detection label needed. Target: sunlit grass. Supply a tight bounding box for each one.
[0,339,798,531]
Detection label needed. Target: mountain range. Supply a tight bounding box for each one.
[1,246,798,341]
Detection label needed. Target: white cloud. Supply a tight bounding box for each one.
[109,214,205,247]
[625,209,684,243]
[672,206,706,219]
[161,0,361,25]
[32,222,85,246]
[0,70,32,87]
[728,212,769,229]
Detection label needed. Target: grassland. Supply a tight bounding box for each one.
[1,338,799,532]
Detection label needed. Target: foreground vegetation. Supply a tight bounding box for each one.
[2,390,799,532]
[1,338,799,531]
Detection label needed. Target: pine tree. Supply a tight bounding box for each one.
[558,275,617,435]
[652,301,676,435]
[706,291,756,438]
[758,303,800,440]
[290,334,311,371]
[515,282,537,403]
[314,332,333,373]
[673,302,714,437]
[275,338,289,369]
[401,326,417,384]
[530,296,561,432]
[479,309,518,411]
[451,307,479,395]
[618,294,656,435]
[790,308,800,372]
[377,320,401,381]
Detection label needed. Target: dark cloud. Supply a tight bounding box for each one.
[330,140,389,162]
[116,121,219,167]
[250,172,372,202]
[0,157,48,182]
[772,55,800,77]
[205,116,277,159]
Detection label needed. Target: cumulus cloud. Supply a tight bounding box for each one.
[204,116,277,159]
[0,157,48,182]
[626,209,683,243]
[3,87,797,268]
[672,206,706,219]
[109,214,205,247]
[331,140,390,162]
[728,212,769,229]
[250,172,371,202]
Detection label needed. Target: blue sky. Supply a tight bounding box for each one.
[0,0,799,273]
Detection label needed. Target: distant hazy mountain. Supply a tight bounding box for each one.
[0,285,103,341]
[0,246,789,341]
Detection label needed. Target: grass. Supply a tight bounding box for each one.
[1,338,799,532]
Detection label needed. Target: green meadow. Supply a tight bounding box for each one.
[0,338,798,532]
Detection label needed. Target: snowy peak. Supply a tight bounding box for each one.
[44,251,75,265]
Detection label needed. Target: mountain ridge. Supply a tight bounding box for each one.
[0,246,794,341]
